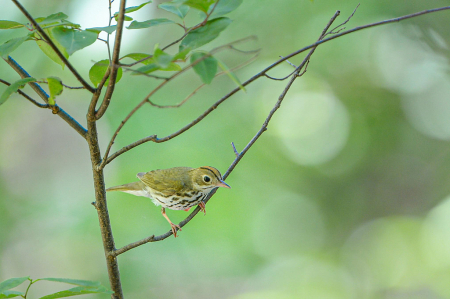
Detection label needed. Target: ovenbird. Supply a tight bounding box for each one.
[106,166,230,237]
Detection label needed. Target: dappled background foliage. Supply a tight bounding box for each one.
[1,0,450,298]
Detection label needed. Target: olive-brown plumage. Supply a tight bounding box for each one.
[106,166,230,237]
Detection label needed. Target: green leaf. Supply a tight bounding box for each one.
[0,290,24,298]
[89,59,123,87]
[38,285,113,299]
[0,35,28,58]
[173,47,191,60]
[0,20,24,29]
[191,52,217,84]
[153,45,173,68]
[122,53,152,65]
[158,2,190,19]
[134,63,160,74]
[183,0,216,13]
[46,77,63,105]
[133,62,181,75]
[52,27,98,56]
[209,0,242,18]
[35,29,69,68]
[217,58,245,91]
[39,278,101,288]
[0,277,29,293]
[114,14,134,21]
[127,18,175,29]
[179,17,231,51]
[113,1,152,18]
[38,12,69,25]
[0,78,36,105]
[87,25,117,34]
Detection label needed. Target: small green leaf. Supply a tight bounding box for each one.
[46,77,63,105]
[0,35,28,58]
[0,290,24,298]
[183,0,216,13]
[158,2,190,19]
[39,278,101,288]
[134,63,160,74]
[173,47,191,61]
[162,63,182,71]
[89,59,123,87]
[35,29,69,68]
[52,27,98,56]
[127,18,175,29]
[0,277,29,293]
[132,61,181,75]
[114,15,134,21]
[153,45,173,68]
[87,25,117,34]
[179,17,231,51]
[209,0,242,18]
[191,52,217,84]
[39,285,113,299]
[113,1,152,18]
[122,53,152,65]
[217,59,245,91]
[38,12,69,25]
[0,20,24,29]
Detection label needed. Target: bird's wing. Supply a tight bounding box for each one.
[137,167,191,196]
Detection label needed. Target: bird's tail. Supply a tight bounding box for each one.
[106,182,146,194]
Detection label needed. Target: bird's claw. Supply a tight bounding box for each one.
[198,202,206,215]
[170,222,181,238]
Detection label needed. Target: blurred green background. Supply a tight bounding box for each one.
[2,0,450,298]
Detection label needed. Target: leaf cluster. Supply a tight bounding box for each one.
[0,0,244,105]
[0,276,112,299]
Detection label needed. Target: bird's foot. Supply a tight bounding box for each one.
[198,202,206,215]
[170,222,182,238]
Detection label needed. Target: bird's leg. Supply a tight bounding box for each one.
[161,207,181,238]
[198,202,206,216]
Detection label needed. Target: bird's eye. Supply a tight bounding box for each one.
[203,175,211,182]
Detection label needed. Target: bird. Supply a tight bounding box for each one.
[106,166,230,237]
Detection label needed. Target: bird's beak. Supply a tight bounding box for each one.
[217,180,231,189]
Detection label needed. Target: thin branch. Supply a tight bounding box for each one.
[0,78,49,108]
[231,142,239,157]
[95,0,127,120]
[11,0,96,93]
[111,9,340,256]
[280,56,297,68]
[326,4,360,36]
[148,52,259,109]
[36,80,85,90]
[4,56,88,138]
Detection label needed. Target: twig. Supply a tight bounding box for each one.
[4,56,88,138]
[147,52,258,109]
[36,80,85,90]
[231,142,239,157]
[11,0,96,93]
[0,78,49,108]
[95,0,127,120]
[280,56,297,68]
[110,10,340,256]
[326,4,360,36]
